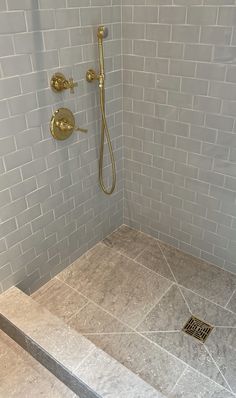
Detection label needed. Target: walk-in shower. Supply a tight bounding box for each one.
[1,3,236,397]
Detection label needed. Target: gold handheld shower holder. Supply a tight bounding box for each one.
[50,108,87,141]
[85,26,116,195]
[86,69,104,88]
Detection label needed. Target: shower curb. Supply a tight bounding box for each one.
[0,287,165,398]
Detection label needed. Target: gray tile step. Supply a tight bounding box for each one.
[0,287,165,398]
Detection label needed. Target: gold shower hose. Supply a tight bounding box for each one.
[99,84,116,195]
[97,26,116,195]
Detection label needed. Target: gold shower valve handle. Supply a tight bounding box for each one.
[50,73,78,93]
[50,108,87,141]
[75,126,88,133]
[55,118,74,133]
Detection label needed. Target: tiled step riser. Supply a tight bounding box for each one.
[0,314,98,398]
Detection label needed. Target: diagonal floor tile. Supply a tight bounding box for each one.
[159,242,236,306]
[206,327,236,394]
[68,302,131,334]
[58,243,172,328]
[227,291,236,314]
[88,332,185,395]
[135,240,175,281]
[32,278,88,322]
[181,287,236,327]
[103,225,157,259]
[171,366,235,398]
[137,285,190,332]
[143,331,228,389]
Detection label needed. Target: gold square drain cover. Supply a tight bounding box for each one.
[182,315,213,343]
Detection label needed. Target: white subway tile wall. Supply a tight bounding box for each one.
[0,0,123,293]
[123,1,236,274]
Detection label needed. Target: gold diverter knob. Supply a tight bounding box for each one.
[50,108,88,141]
[50,73,78,93]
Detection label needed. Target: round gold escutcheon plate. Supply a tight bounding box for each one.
[50,108,75,141]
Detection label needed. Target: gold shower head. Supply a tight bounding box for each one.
[97,25,108,40]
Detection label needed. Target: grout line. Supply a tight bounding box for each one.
[157,240,192,314]
[65,301,89,323]
[134,282,174,330]
[175,283,236,319]
[204,344,234,394]
[100,240,174,286]
[56,278,135,332]
[224,288,236,310]
[74,346,97,372]
[168,365,188,395]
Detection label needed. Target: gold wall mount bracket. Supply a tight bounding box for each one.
[50,108,88,141]
[50,73,78,93]
[86,69,98,83]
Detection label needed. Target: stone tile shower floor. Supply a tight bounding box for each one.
[32,225,236,397]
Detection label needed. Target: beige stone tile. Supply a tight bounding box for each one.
[103,225,157,259]
[87,332,185,395]
[137,285,190,332]
[68,302,131,334]
[182,287,236,327]
[227,291,236,314]
[32,278,87,322]
[171,367,234,398]
[58,243,172,327]
[159,242,236,306]
[206,327,236,394]
[143,331,228,389]
[135,239,174,281]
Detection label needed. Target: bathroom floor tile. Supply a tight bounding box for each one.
[58,243,172,328]
[103,224,157,259]
[143,330,228,389]
[171,367,235,398]
[139,284,236,392]
[135,239,175,281]
[205,327,236,393]
[182,287,236,328]
[227,291,236,314]
[88,332,185,395]
[32,278,88,322]
[159,242,236,306]
[68,302,131,334]
[137,285,191,332]
[30,225,236,397]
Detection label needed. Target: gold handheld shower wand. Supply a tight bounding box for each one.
[86,26,116,195]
